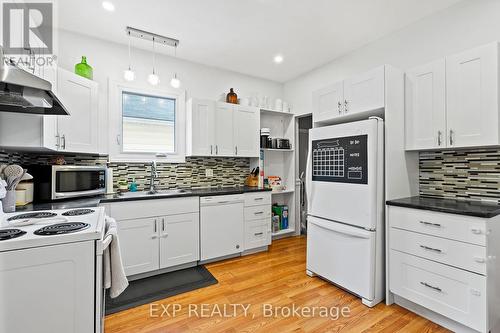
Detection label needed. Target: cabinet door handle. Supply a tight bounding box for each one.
[61,134,66,150]
[344,100,348,113]
[419,221,441,228]
[235,146,238,155]
[449,129,454,146]
[162,218,165,232]
[116,135,121,145]
[254,211,264,215]
[437,131,442,146]
[210,145,213,155]
[420,282,442,292]
[254,197,264,201]
[419,245,442,253]
[337,101,342,115]
[152,219,158,238]
[254,232,264,236]
[471,227,483,235]
[215,145,218,155]
[217,201,229,204]
[55,134,60,148]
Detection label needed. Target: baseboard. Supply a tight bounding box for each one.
[394,295,479,333]
[127,261,198,281]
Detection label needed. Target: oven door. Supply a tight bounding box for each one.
[52,166,107,200]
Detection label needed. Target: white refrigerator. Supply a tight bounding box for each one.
[306,117,385,307]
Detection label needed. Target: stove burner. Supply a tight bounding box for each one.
[0,229,27,241]
[7,212,57,221]
[34,222,90,236]
[62,209,95,216]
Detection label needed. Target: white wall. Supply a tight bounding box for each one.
[56,29,284,152]
[284,0,500,115]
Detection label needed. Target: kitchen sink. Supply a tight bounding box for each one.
[114,189,190,198]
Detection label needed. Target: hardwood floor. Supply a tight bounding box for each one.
[105,236,450,333]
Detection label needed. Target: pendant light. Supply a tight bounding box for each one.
[123,30,135,81]
[170,43,181,88]
[148,37,160,86]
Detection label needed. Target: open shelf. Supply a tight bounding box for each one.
[272,227,295,236]
[260,108,295,117]
[261,148,294,152]
[271,189,295,195]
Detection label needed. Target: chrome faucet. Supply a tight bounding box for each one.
[148,161,159,194]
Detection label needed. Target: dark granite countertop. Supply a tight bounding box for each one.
[15,186,272,212]
[386,196,500,218]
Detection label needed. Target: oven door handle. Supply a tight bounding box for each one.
[102,234,113,251]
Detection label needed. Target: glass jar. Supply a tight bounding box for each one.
[75,56,93,80]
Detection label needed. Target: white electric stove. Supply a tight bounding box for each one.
[0,207,106,251]
[0,207,108,333]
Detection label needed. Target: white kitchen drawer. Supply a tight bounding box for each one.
[106,197,199,220]
[244,192,271,207]
[390,228,487,275]
[390,250,487,333]
[388,206,487,246]
[244,219,271,250]
[244,205,271,221]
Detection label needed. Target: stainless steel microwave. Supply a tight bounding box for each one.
[27,165,107,201]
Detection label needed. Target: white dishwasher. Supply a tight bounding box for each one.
[200,194,244,261]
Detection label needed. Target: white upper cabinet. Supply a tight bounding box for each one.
[312,82,344,122]
[215,102,235,156]
[312,66,386,123]
[446,42,499,148]
[343,66,385,115]
[186,99,260,157]
[57,69,99,153]
[186,99,215,156]
[0,68,99,153]
[405,59,446,150]
[233,105,260,157]
[405,42,500,150]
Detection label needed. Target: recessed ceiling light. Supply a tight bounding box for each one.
[273,54,284,64]
[102,1,115,12]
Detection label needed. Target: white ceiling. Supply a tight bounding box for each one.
[57,0,463,82]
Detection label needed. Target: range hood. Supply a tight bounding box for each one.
[0,47,69,115]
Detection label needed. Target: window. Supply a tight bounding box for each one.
[108,81,186,163]
[122,92,176,153]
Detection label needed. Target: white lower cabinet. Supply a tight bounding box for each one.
[388,206,497,333]
[103,197,199,277]
[390,250,486,333]
[117,217,160,276]
[160,213,199,269]
[243,192,272,252]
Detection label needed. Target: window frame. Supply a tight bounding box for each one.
[108,79,186,163]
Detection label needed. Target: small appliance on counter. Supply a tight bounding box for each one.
[260,128,270,148]
[26,165,107,201]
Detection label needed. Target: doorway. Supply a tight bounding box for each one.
[295,114,312,235]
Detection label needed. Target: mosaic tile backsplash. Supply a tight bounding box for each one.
[0,151,250,191]
[420,149,500,203]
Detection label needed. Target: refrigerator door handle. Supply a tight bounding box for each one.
[310,217,372,239]
[305,144,313,210]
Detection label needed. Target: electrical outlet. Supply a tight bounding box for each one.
[205,169,214,177]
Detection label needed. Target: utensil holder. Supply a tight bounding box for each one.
[2,190,16,213]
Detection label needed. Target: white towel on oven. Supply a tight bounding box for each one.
[103,216,129,298]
